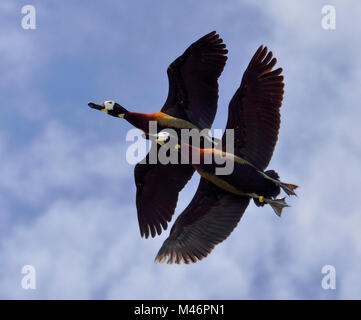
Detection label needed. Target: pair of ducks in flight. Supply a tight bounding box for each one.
[88,31,297,264]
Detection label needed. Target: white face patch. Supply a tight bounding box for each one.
[157,132,170,142]
[104,100,115,110]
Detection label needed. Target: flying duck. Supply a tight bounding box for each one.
[152,45,297,264]
[88,31,228,238]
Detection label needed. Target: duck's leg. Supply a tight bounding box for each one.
[261,196,289,217]
[260,171,298,196]
[245,193,290,217]
[237,159,298,197]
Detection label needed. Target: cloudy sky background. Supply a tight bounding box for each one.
[0,0,360,299]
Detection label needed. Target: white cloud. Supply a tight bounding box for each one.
[0,121,130,206]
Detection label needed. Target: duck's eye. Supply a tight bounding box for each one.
[104,101,114,110]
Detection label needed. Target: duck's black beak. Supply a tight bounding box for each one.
[88,102,105,111]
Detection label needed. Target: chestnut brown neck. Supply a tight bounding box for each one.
[124,112,157,133]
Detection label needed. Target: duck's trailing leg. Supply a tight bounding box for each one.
[261,196,289,217]
[245,193,290,217]
[260,171,298,196]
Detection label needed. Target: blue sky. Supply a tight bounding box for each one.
[0,0,360,299]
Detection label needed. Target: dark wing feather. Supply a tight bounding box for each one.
[134,143,195,238]
[222,46,284,171]
[161,31,228,129]
[155,178,250,264]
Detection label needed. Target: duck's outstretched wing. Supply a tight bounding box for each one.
[161,31,228,129]
[135,32,227,238]
[154,178,250,264]
[134,143,195,238]
[222,46,284,171]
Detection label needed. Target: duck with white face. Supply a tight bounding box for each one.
[154,131,297,217]
[88,100,128,118]
[86,31,230,240]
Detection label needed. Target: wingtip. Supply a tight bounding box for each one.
[154,255,164,264]
[204,30,218,39]
[251,45,266,62]
[156,255,173,264]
